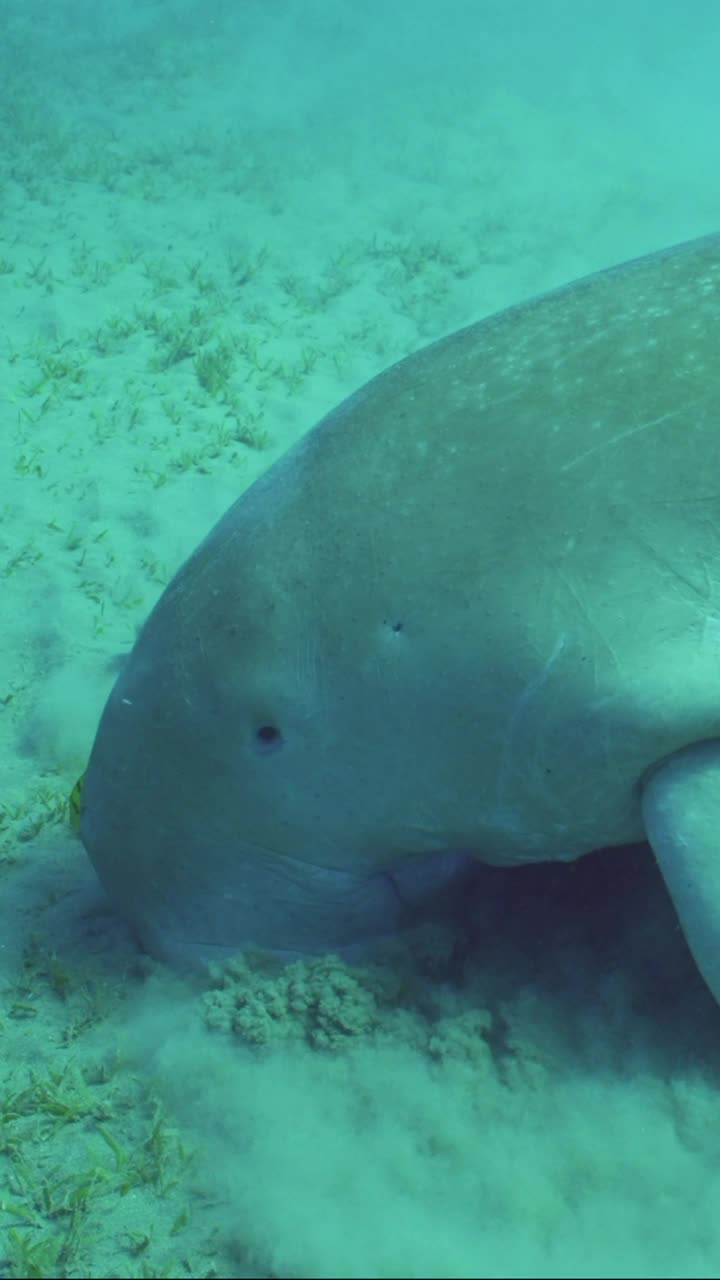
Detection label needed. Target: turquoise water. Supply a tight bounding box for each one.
[1,2,719,1276]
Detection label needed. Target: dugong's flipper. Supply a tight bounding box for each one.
[642,740,720,1002]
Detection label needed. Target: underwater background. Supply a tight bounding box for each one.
[2,1,720,1276]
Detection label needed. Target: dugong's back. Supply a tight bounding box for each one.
[270,232,720,852]
[81,233,720,961]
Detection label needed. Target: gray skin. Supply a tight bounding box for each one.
[81,231,720,1003]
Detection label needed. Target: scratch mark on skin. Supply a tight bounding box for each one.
[493,633,567,828]
[559,405,690,473]
[555,569,619,673]
[629,530,714,601]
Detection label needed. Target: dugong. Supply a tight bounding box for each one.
[80,232,720,1003]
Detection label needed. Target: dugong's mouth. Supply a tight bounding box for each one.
[81,778,476,965]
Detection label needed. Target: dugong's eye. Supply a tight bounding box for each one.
[254,724,283,753]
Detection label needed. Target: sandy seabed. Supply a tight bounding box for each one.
[2,2,720,1276]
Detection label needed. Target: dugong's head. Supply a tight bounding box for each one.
[80,431,475,964]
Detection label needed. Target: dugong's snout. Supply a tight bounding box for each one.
[81,776,475,965]
[79,611,477,963]
[79,668,476,962]
[79,775,379,961]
